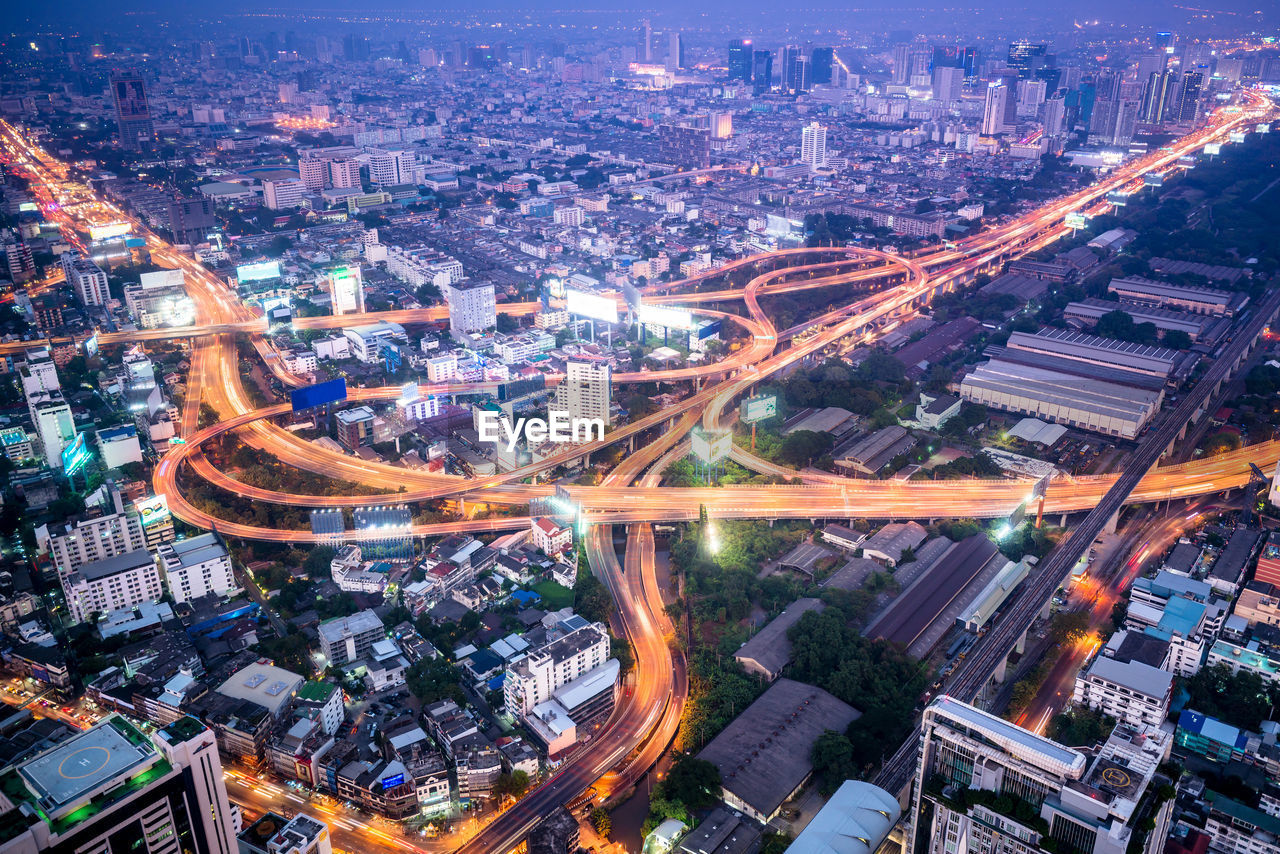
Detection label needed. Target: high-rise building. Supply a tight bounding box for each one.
[751,50,773,94]
[932,66,964,106]
[40,509,149,581]
[962,47,981,83]
[110,72,154,150]
[2,241,36,282]
[1090,98,1139,145]
[727,39,752,82]
[1017,79,1047,117]
[553,360,612,425]
[810,46,834,85]
[342,34,370,61]
[911,696,1175,854]
[710,112,733,139]
[1043,94,1067,136]
[800,122,828,169]
[503,621,611,715]
[667,32,684,70]
[29,389,76,470]
[0,715,237,854]
[262,178,307,210]
[1008,40,1048,77]
[982,82,1011,135]
[366,148,412,186]
[63,549,165,624]
[1140,70,1178,124]
[158,533,236,603]
[891,43,911,85]
[658,122,711,168]
[442,279,497,337]
[1177,71,1204,122]
[168,197,217,245]
[61,252,109,306]
[329,266,365,315]
[317,608,385,666]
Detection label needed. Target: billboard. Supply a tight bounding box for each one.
[381,773,405,789]
[1258,123,1271,134]
[61,432,92,476]
[691,429,732,463]
[739,395,778,424]
[1203,142,1222,156]
[135,494,172,528]
[696,319,723,339]
[1229,131,1246,144]
[236,261,282,282]
[566,289,619,324]
[1064,212,1088,229]
[140,269,185,290]
[88,222,132,241]
[291,377,347,413]
[18,202,38,213]
[636,303,694,331]
[84,333,99,358]
[1143,173,1164,187]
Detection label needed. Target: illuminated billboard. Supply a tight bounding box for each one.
[1229,131,1246,144]
[135,494,172,528]
[1204,143,1222,156]
[635,304,694,331]
[18,202,38,213]
[61,432,91,476]
[1064,212,1088,229]
[140,269,185,290]
[291,378,348,413]
[739,395,778,424]
[89,222,133,241]
[566,289,619,324]
[691,429,732,463]
[236,261,282,282]
[1258,123,1271,134]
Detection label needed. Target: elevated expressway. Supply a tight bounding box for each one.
[1,90,1273,852]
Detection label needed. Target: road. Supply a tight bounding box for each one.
[0,88,1272,852]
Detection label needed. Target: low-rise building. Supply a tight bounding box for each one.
[1072,655,1173,727]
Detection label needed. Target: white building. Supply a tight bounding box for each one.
[425,353,459,382]
[504,622,611,716]
[982,82,1011,135]
[18,348,60,399]
[29,390,76,469]
[553,206,585,227]
[343,321,405,363]
[329,266,365,315]
[552,360,611,425]
[800,122,828,169]
[158,533,236,603]
[313,335,350,360]
[366,148,413,186]
[531,517,572,556]
[263,178,308,210]
[96,425,144,468]
[1072,655,1173,727]
[442,280,497,337]
[61,253,109,306]
[41,509,148,580]
[384,245,464,288]
[63,549,165,624]
[318,609,385,667]
[395,386,440,421]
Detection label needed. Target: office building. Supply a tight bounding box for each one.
[932,65,963,106]
[328,266,365,315]
[63,549,165,624]
[41,509,149,580]
[1007,41,1048,77]
[29,390,76,469]
[891,43,911,85]
[504,621,611,715]
[658,122,711,169]
[366,148,412,186]
[751,50,773,93]
[335,406,376,450]
[800,122,828,169]
[1072,655,1174,726]
[912,696,1174,854]
[982,82,1011,135]
[810,46,834,85]
[442,279,496,337]
[3,241,36,282]
[61,252,109,307]
[710,112,733,139]
[1141,70,1178,124]
[727,39,752,82]
[167,197,216,245]
[0,715,237,854]
[263,178,307,210]
[158,533,235,603]
[667,32,684,70]
[1043,95,1067,135]
[318,609,385,667]
[111,72,154,150]
[1178,71,1204,122]
[552,359,612,425]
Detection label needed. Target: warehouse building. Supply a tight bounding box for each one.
[1106,277,1247,316]
[734,598,825,681]
[1063,298,1219,343]
[1005,328,1177,380]
[960,359,1161,440]
[957,559,1033,633]
[697,678,860,824]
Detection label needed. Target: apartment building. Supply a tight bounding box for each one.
[504,621,611,716]
[157,533,236,603]
[551,359,612,425]
[63,549,165,624]
[41,509,149,580]
[317,609,385,667]
[1072,655,1173,727]
[442,280,496,337]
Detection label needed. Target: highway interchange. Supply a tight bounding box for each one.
[2,87,1277,852]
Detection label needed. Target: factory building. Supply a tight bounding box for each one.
[1106,277,1246,316]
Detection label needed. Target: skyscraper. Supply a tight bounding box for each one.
[1178,70,1204,122]
[110,72,154,150]
[1140,70,1178,123]
[780,45,801,91]
[553,360,612,425]
[640,18,652,62]
[932,65,963,107]
[0,715,238,854]
[800,122,827,169]
[891,43,911,85]
[1008,40,1048,77]
[443,279,497,337]
[910,696,1174,854]
[962,47,981,83]
[751,50,773,94]
[810,46,834,85]
[727,39,752,82]
[667,32,684,70]
[1043,94,1067,136]
[981,82,1010,135]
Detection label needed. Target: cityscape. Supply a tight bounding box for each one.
[0,2,1279,854]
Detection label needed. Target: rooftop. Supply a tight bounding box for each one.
[928,696,1086,779]
[318,609,384,643]
[734,598,824,679]
[74,549,156,582]
[216,661,305,717]
[1086,655,1173,700]
[697,678,860,819]
[786,780,901,854]
[16,716,161,820]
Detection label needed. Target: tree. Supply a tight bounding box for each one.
[1049,610,1091,645]
[575,570,614,623]
[1163,329,1192,350]
[659,755,721,811]
[811,730,856,795]
[494,770,529,799]
[406,658,465,705]
[496,313,519,334]
[589,807,611,838]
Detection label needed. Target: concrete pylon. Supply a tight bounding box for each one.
[993,655,1008,683]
